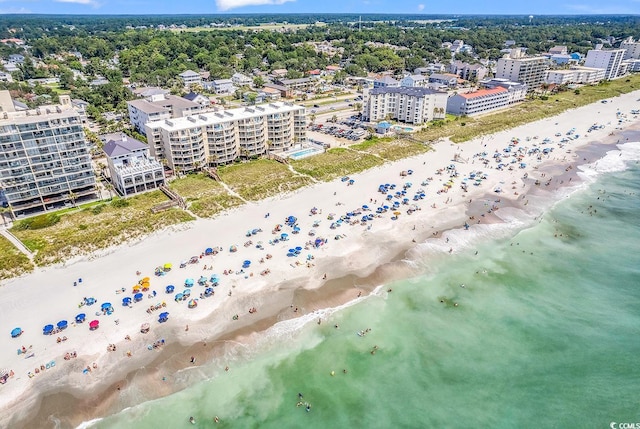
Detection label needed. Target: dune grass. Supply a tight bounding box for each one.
[169,173,244,218]
[291,147,385,181]
[351,137,432,160]
[0,234,34,280]
[217,159,313,201]
[11,191,194,266]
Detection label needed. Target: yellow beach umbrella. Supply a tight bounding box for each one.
[163,263,172,270]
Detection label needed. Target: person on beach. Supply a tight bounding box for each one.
[190,356,195,363]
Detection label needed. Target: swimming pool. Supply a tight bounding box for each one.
[287,147,324,160]
[392,125,414,132]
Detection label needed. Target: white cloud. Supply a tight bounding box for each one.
[215,0,295,11]
[417,3,425,10]
[54,0,100,6]
[0,6,31,12]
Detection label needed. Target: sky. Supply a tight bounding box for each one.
[0,0,638,15]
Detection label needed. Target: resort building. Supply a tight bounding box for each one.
[127,94,202,135]
[363,87,448,125]
[373,76,400,89]
[620,37,640,59]
[545,67,605,85]
[103,133,165,197]
[400,74,428,88]
[276,77,317,92]
[446,87,510,117]
[583,49,626,80]
[144,102,306,172]
[449,61,488,82]
[428,73,459,88]
[495,55,549,90]
[479,78,527,104]
[0,91,96,216]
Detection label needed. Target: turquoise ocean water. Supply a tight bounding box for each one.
[87,146,640,429]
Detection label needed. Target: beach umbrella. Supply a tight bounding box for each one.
[75,313,86,323]
[43,324,54,335]
[10,327,22,338]
[229,245,238,252]
[133,285,141,292]
[101,302,112,310]
[175,293,184,301]
[205,247,213,255]
[198,276,207,284]
[205,287,214,296]
[210,275,219,283]
[183,289,191,296]
[163,263,172,270]
[159,312,169,322]
[122,297,132,306]
[188,299,198,309]
[89,320,99,330]
[57,320,68,330]
[142,277,150,283]
[134,293,143,302]
[185,278,194,286]
[166,285,175,294]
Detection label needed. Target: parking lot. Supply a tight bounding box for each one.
[307,115,370,147]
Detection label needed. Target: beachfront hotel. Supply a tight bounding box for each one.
[583,48,626,81]
[446,87,510,116]
[144,102,306,172]
[363,87,448,125]
[0,91,96,216]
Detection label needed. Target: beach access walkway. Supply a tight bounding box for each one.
[0,226,34,262]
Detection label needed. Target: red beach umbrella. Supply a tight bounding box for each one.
[89,320,100,330]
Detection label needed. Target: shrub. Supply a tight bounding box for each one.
[111,198,130,208]
[13,213,61,230]
[91,204,105,215]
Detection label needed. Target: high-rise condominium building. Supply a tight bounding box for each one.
[0,91,96,216]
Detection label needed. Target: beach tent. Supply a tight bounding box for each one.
[57,320,68,330]
[165,285,175,294]
[75,313,86,323]
[43,324,54,335]
[10,327,22,338]
[89,320,99,330]
[134,293,144,302]
[158,312,169,323]
[229,245,238,253]
[185,278,195,286]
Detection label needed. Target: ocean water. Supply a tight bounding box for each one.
[88,150,640,429]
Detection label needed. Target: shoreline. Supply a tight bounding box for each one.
[2,93,640,429]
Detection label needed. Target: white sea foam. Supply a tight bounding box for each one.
[74,417,103,429]
[578,141,640,182]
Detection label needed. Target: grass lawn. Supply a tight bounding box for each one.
[217,159,313,201]
[291,147,385,181]
[11,191,195,266]
[0,234,34,280]
[416,75,640,144]
[169,173,244,218]
[351,138,431,161]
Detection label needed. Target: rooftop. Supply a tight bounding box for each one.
[457,87,508,100]
[103,134,148,157]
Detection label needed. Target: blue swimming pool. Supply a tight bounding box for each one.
[392,125,414,132]
[287,147,324,160]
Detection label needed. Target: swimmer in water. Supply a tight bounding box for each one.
[189,416,195,424]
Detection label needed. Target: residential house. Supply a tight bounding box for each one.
[373,76,400,89]
[270,68,288,79]
[428,73,458,88]
[210,79,235,95]
[449,61,488,82]
[183,92,211,107]
[0,71,12,82]
[400,74,427,88]
[103,133,165,197]
[8,54,24,63]
[263,83,292,99]
[548,46,568,55]
[261,87,281,100]
[178,70,202,87]
[276,77,317,92]
[232,72,253,87]
[325,65,342,74]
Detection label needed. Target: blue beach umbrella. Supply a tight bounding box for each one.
[75,313,86,323]
[11,327,22,338]
[158,312,169,322]
[175,293,184,301]
[134,293,143,302]
[101,302,112,310]
[43,324,54,335]
[57,320,68,330]
[166,285,175,294]
[122,297,132,306]
[185,278,194,286]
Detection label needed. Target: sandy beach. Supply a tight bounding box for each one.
[1,91,640,428]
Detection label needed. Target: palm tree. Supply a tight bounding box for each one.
[208,154,218,167]
[67,191,78,207]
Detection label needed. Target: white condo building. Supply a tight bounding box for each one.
[620,37,640,59]
[583,49,626,80]
[0,91,96,216]
[495,56,549,89]
[545,66,606,85]
[144,102,306,173]
[363,87,448,125]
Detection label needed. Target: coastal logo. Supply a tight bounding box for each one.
[610,423,640,429]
